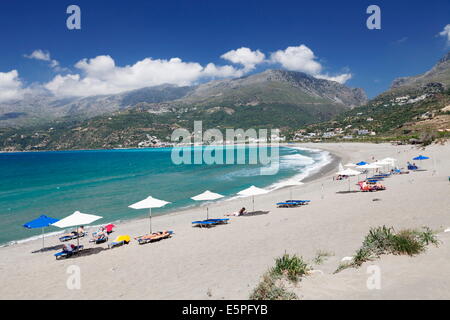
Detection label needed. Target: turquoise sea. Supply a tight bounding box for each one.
[0,145,331,245]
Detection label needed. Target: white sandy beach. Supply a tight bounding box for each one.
[0,142,449,300]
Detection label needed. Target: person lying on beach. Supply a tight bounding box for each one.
[225,207,247,216]
[61,226,85,238]
[92,229,107,241]
[135,231,170,241]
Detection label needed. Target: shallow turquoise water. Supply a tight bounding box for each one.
[0,145,329,244]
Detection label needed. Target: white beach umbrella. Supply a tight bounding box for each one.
[336,168,361,191]
[282,180,305,200]
[191,190,224,220]
[52,211,103,246]
[381,158,397,170]
[237,186,269,212]
[358,163,382,178]
[129,196,171,234]
[52,211,102,228]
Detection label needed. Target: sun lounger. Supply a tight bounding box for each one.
[108,235,131,249]
[192,219,229,228]
[89,233,108,244]
[277,202,299,208]
[59,232,86,242]
[286,200,310,204]
[358,182,386,192]
[135,231,174,245]
[277,200,310,208]
[54,245,84,260]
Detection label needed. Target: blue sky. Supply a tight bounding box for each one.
[0,0,449,99]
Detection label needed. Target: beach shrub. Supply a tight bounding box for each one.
[334,225,439,273]
[352,247,373,266]
[271,253,310,283]
[390,230,425,255]
[362,226,395,256]
[313,250,334,265]
[249,273,298,300]
[334,261,353,274]
[417,227,439,246]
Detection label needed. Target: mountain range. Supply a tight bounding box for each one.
[1,50,449,151]
[0,69,366,129]
[303,51,450,142]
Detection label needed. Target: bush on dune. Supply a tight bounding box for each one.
[271,253,310,283]
[250,253,311,300]
[335,225,439,273]
[249,272,298,300]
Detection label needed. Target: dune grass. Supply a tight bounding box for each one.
[313,250,334,265]
[271,253,310,283]
[250,253,311,300]
[249,272,298,300]
[334,226,439,273]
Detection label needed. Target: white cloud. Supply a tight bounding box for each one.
[34,45,353,98]
[315,73,353,84]
[24,49,61,70]
[0,70,26,102]
[270,45,351,84]
[45,55,245,97]
[439,24,450,44]
[221,47,265,71]
[271,45,322,74]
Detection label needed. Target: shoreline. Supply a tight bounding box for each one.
[1,141,449,300]
[1,144,339,248]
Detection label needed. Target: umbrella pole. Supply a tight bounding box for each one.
[42,227,44,250]
[206,207,209,220]
[252,196,255,212]
[149,208,152,234]
[290,187,293,200]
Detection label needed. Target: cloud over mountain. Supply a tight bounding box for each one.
[0,70,26,102]
[270,45,352,84]
[0,45,353,100]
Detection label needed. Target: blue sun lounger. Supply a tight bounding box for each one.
[192,219,229,228]
[54,245,84,260]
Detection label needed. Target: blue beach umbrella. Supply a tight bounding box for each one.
[413,155,430,161]
[23,215,59,250]
[412,155,430,170]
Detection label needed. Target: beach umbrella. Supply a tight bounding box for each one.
[281,180,305,200]
[413,155,430,161]
[358,163,381,178]
[381,158,397,171]
[374,160,391,172]
[23,215,59,250]
[336,168,361,191]
[237,186,269,212]
[52,211,102,247]
[129,196,171,234]
[412,155,430,170]
[191,190,224,220]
